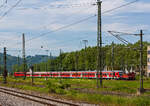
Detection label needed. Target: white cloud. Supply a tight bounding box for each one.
[0,32,21,49]
[129,2,150,13]
[1,0,148,32]
[102,0,150,16]
[0,0,149,56]
[103,23,150,34]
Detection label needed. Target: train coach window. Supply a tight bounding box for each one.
[55,73,58,75]
[96,73,100,75]
[113,73,115,76]
[73,73,79,76]
[63,74,70,76]
[103,73,107,76]
[83,73,87,75]
[65,74,69,76]
[90,73,94,76]
[119,72,123,76]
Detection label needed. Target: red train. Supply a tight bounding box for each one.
[14,70,135,80]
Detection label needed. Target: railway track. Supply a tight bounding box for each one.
[0,86,79,106]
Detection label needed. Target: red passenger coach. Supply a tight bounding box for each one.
[72,72,82,78]
[14,72,25,77]
[51,72,59,78]
[60,72,71,78]
[88,72,96,78]
[14,70,135,80]
[122,72,135,80]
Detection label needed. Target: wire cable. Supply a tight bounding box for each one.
[25,0,139,43]
[34,5,96,48]
[7,0,139,51]
[0,0,22,20]
[102,0,139,14]
[0,0,7,10]
[26,15,97,43]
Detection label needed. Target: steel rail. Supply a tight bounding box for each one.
[0,86,79,106]
[0,89,55,106]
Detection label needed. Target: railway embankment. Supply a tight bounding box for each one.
[0,77,150,106]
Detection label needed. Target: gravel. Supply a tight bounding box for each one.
[0,86,99,106]
[0,92,44,106]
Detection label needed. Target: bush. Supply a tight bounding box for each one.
[56,88,67,95]
[45,81,71,94]
[60,83,71,89]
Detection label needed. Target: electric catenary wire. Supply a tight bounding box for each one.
[0,0,22,20]
[25,0,139,43]
[7,0,139,51]
[0,0,7,10]
[16,2,96,10]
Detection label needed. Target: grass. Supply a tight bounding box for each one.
[67,93,150,106]
[0,76,150,105]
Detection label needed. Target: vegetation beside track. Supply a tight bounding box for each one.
[12,41,149,73]
[0,77,150,105]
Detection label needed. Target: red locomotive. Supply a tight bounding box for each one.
[14,70,135,80]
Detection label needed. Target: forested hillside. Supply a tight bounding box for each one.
[13,41,149,72]
[0,55,55,74]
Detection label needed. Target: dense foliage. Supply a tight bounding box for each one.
[12,41,149,72]
[0,55,56,75]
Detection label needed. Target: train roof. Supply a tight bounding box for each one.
[19,70,124,73]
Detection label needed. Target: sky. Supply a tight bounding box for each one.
[0,0,149,56]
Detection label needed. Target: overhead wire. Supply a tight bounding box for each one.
[42,0,139,51]
[7,4,97,49]
[15,0,98,10]
[20,15,96,44]
[0,0,7,10]
[0,0,22,50]
[109,31,140,36]
[101,0,139,14]
[24,0,139,43]
[0,0,22,20]
[37,5,97,49]
[7,0,139,55]
[41,0,139,49]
